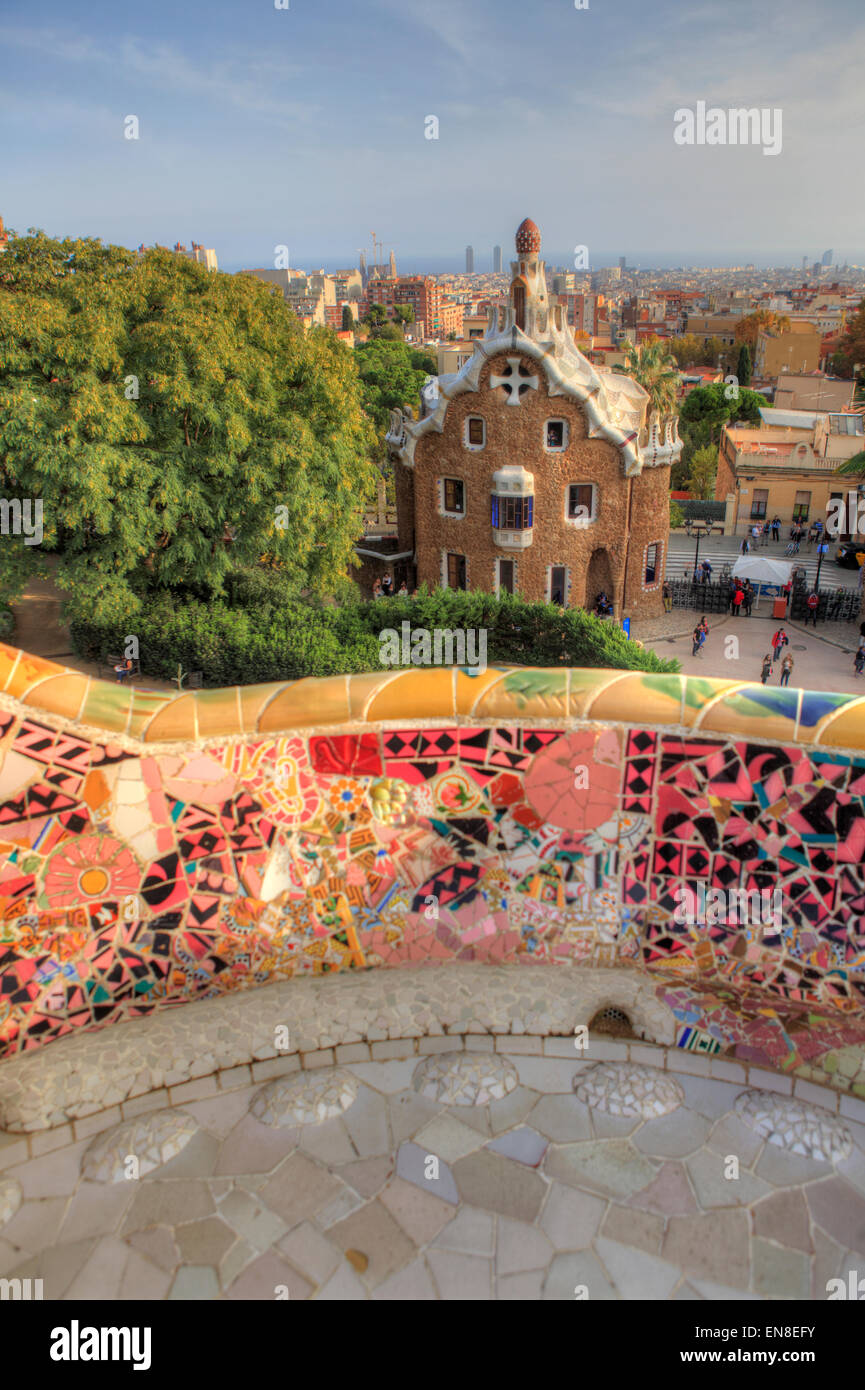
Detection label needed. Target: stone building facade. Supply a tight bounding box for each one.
[385,220,682,619]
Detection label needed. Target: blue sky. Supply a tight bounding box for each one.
[1,0,863,272]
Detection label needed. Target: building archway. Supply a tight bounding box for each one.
[585,547,614,612]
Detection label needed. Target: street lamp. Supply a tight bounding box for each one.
[690,520,712,584]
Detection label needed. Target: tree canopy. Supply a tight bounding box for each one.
[733,310,790,350]
[0,231,376,621]
[353,337,436,435]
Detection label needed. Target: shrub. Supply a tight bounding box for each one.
[69,574,680,684]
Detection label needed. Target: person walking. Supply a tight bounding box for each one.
[732,584,744,618]
[783,577,793,612]
[771,627,789,664]
[761,521,770,546]
[772,515,781,542]
[700,559,712,585]
[805,590,819,627]
[740,535,750,556]
[662,581,672,613]
[779,652,794,686]
[855,643,865,678]
[692,622,707,657]
[760,652,774,684]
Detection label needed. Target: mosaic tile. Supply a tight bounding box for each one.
[251,1069,358,1127]
[83,1109,200,1183]
[0,1175,22,1228]
[574,1062,684,1119]
[412,1052,519,1106]
[733,1090,852,1162]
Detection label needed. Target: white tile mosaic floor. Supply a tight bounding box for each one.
[2,1053,864,1300]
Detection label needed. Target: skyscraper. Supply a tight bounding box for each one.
[466,245,474,273]
[822,249,833,267]
[801,256,808,274]
[618,256,626,271]
[493,245,502,273]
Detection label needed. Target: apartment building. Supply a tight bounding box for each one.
[773,373,856,413]
[754,322,822,376]
[716,408,865,534]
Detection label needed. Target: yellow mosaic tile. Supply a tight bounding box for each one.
[0,644,22,695]
[193,686,245,741]
[259,676,352,732]
[586,673,684,727]
[24,674,90,722]
[365,668,455,722]
[455,667,511,715]
[142,695,199,742]
[347,672,399,721]
[474,668,568,721]
[695,685,801,745]
[3,650,64,703]
[810,698,865,751]
[236,683,280,736]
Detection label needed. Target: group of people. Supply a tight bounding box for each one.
[371,575,411,599]
[760,628,794,686]
[594,591,614,617]
[727,577,755,616]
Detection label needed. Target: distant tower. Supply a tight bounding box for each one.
[493,244,502,273]
[801,256,808,273]
[389,249,397,278]
[359,250,367,285]
[619,256,626,271]
[466,245,474,273]
[822,249,833,267]
[812,261,821,277]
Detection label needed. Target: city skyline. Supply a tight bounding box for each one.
[2,0,864,268]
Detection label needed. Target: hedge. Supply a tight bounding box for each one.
[68,576,680,686]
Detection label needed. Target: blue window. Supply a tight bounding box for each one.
[492,495,533,529]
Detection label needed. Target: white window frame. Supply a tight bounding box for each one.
[564,482,597,527]
[544,418,569,452]
[464,416,486,451]
[439,476,466,519]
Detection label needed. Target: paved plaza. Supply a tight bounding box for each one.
[3,1042,863,1300]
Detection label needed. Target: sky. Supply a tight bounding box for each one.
[1,0,864,274]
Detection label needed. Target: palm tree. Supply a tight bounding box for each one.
[612,341,680,417]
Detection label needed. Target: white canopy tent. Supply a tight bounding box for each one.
[731,556,793,586]
[731,555,794,603]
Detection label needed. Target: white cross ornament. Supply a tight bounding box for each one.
[490,356,539,405]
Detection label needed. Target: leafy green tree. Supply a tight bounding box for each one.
[354,338,433,435]
[0,231,376,620]
[612,341,680,415]
[669,499,686,528]
[392,304,414,325]
[679,382,767,438]
[341,304,355,331]
[736,343,752,388]
[685,445,719,500]
[361,303,388,329]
